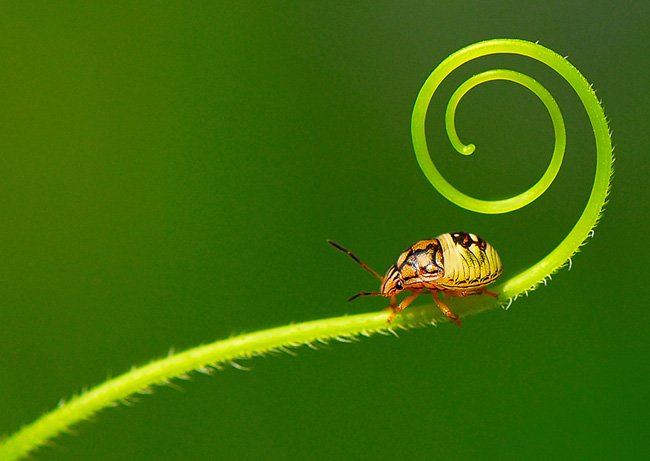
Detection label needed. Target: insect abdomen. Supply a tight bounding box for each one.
[437,232,502,290]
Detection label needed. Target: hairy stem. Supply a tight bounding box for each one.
[0,39,612,460]
[0,306,444,460]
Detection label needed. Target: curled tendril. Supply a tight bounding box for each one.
[411,38,613,301]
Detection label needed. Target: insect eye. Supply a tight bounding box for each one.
[395,281,403,291]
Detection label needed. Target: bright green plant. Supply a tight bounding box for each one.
[0,38,613,460]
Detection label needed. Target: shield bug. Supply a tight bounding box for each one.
[328,232,502,325]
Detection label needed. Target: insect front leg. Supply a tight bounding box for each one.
[431,292,462,327]
[387,292,420,323]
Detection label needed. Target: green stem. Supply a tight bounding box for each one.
[0,307,441,460]
[0,39,613,460]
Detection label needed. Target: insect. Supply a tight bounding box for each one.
[328,232,502,325]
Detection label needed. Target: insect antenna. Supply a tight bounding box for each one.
[327,240,383,280]
[347,292,383,302]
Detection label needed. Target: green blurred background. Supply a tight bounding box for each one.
[1,2,648,460]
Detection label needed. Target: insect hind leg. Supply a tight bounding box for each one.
[431,292,462,327]
[480,287,498,298]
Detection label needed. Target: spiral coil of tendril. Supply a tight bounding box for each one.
[410,39,613,301]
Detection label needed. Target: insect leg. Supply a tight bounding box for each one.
[480,287,498,298]
[431,292,462,327]
[387,292,420,323]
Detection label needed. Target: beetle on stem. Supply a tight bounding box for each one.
[328,232,502,325]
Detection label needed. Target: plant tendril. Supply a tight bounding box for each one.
[411,38,613,300]
[0,39,613,461]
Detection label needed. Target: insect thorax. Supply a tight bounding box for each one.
[381,239,444,293]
